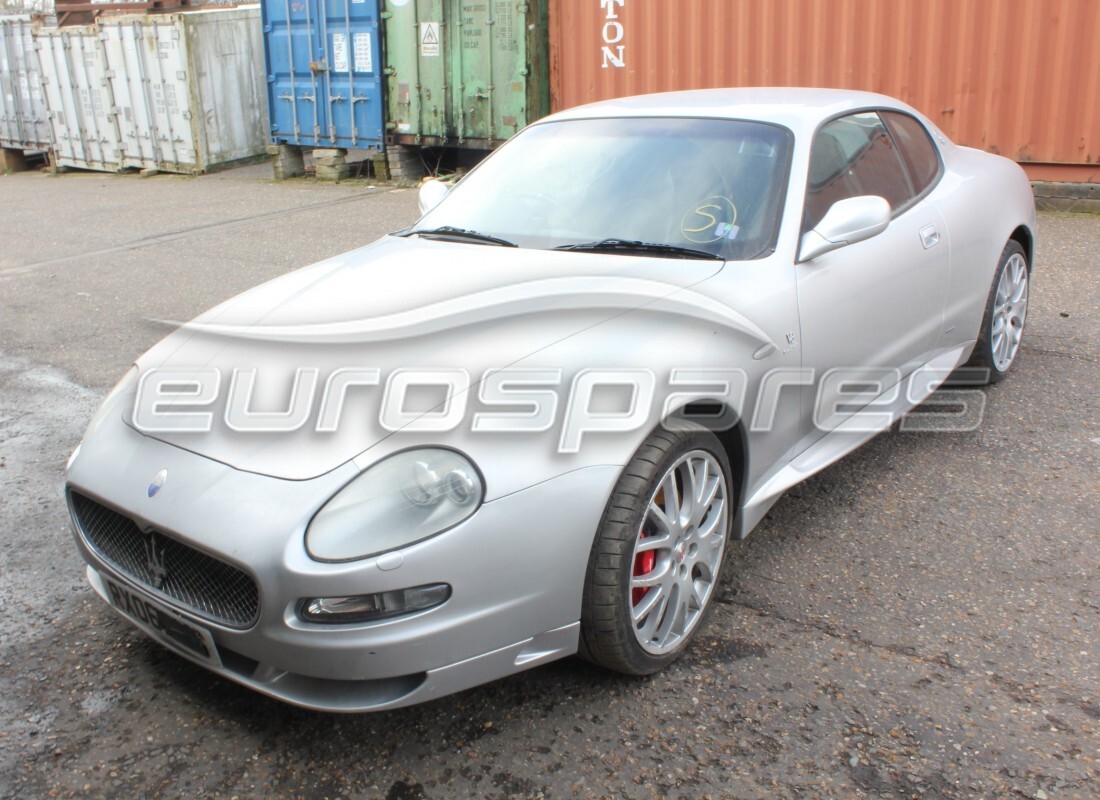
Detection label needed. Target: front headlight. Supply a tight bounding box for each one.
[305,448,484,562]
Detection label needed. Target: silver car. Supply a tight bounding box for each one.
[66,88,1035,711]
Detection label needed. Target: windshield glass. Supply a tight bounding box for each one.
[411,117,792,260]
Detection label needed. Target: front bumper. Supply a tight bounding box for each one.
[67,421,620,711]
[85,566,581,711]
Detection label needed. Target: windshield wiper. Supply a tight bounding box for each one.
[554,238,722,260]
[402,226,517,247]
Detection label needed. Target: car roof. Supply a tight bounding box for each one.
[541,87,919,132]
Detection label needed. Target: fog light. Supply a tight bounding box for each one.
[300,583,451,624]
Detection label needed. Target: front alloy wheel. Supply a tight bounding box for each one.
[580,425,732,675]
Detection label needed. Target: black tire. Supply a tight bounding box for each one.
[579,424,733,675]
[965,240,1029,384]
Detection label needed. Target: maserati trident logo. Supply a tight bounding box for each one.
[148,469,168,498]
[144,532,169,590]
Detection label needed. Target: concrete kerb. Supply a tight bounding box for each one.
[1032,181,1100,214]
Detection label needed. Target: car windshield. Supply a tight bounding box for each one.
[409,117,793,260]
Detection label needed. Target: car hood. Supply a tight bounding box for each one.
[125,235,726,480]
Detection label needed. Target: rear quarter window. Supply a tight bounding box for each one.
[882,111,942,197]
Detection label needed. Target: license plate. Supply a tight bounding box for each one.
[102,575,221,668]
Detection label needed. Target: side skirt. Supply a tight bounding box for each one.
[733,343,971,539]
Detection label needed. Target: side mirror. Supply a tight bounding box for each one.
[798,195,891,263]
[418,179,451,215]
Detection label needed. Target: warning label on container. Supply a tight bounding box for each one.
[353,32,373,72]
[420,22,440,57]
[332,33,349,72]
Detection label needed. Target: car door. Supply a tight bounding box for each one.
[794,110,949,430]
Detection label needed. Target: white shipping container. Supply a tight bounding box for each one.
[37,24,123,170]
[0,15,50,151]
[37,6,269,174]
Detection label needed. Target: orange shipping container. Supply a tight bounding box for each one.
[548,0,1100,182]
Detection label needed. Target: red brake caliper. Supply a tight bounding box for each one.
[632,548,656,606]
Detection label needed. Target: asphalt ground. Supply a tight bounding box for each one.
[0,165,1097,800]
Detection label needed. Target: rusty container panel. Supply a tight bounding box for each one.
[382,0,550,150]
[549,0,1100,170]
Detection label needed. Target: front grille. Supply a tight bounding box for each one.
[70,491,259,628]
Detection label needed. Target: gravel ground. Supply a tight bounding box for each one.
[0,165,1096,799]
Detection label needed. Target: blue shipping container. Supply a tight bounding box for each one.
[262,0,383,149]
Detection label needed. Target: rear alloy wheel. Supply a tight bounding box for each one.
[580,426,732,675]
[967,240,1029,383]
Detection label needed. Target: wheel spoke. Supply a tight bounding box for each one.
[681,460,700,523]
[634,531,672,553]
[645,501,675,536]
[1008,323,1022,353]
[697,497,726,538]
[699,475,721,517]
[661,471,681,523]
[691,458,709,505]
[688,580,708,611]
[687,473,720,530]
[1009,257,1026,296]
[632,562,670,588]
[631,583,664,623]
[654,583,683,643]
[639,588,670,640]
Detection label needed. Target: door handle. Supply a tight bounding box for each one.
[920,224,941,249]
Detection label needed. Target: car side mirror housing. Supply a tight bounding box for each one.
[798,195,891,263]
[418,179,451,216]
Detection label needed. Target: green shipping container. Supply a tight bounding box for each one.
[382,0,549,149]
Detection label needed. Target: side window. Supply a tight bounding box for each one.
[803,112,914,232]
[881,111,941,197]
